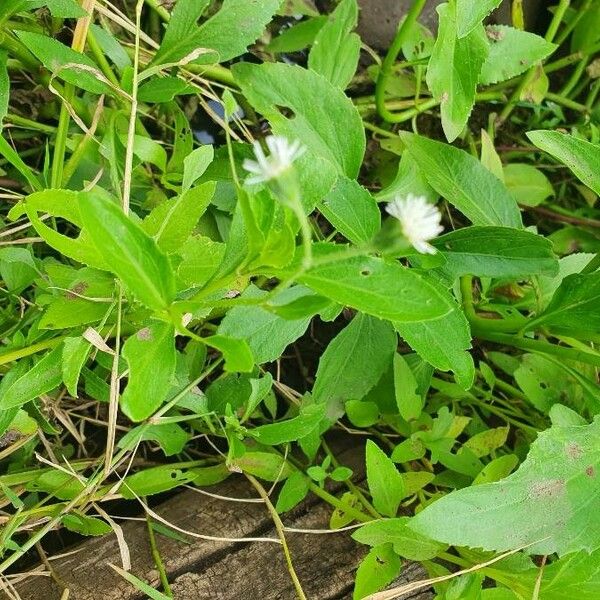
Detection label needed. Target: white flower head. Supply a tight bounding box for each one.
[385,194,443,255]
[243,135,306,185]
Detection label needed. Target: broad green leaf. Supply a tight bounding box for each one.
[504,163,554,207]
[138,77,195,103]
[377,151,438,204]
[433,226,558,278]
[353,544,401,600]
[456,0,502,37]
[250,404,325,445]
[473,454,519,484]
[571,1,600,51]
[142,181,215,253]
[527,130,600,196]
[394,301,474,390]
[312,314,396,415]
[345,400,379,427]
[182,146,214,193]
[152,0,281,66]
[232,451,292,481]
[79,192,176,311]
[29,0,87,17]
[366,440,405,518]
[352,517,445,560]
[218,287,313,364]
[401,133,522,228]
[121,323,177,422]
[62,513,112,537]
[410,417,600,556]
[177,235,225,287]
[528,271,600,336]
[1,345,63,410]
[426,4,488,142]
[464,427,509,458]
[308,0,360,89]
[300,250,456,323]
[320,177,380,245]
[16,31,110,94]
[480,129,504,181]
[90,24,131,71]
[480,26,556,85]
[120,465,197,498]
[276,471,309,513]
[0,247,38,291]
[233,62,365,178]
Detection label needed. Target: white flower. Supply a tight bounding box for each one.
[385,194,443,254]
[243,135,306,185]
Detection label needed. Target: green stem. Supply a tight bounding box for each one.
[375,0,428,122]
[473,330,600,368]
[145,509,173,598]
[546,91,589,113]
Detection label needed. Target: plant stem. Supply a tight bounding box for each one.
[145,509,173,598]
[246,475,307,600]
[375,0,428,122]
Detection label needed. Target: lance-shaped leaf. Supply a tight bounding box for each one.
[78,192,176,312]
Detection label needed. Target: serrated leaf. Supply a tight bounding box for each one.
[312,314,396,416]
[433,226,558,278]
[366,440,405,518]
[480,26,556,85]
[401,133,522,228]
[120,323,177,422]
[409,417,600,556]
[308,0,360,89]
[78,192,176,311]
[456,0,502,37]
[527,130,600,196]
[426,4,489,142]
[300,250,456,323]
[233,62,365,178]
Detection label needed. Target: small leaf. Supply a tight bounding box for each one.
[276,471,309,513]
[232,451,292,481]
[62,513,112,537]
[366,440,405,518]
[353,544,401,600]
[182,145,214,193]
[250,404,326,445]
[504,163,554,207]
[120,323,177,422]
[393,353,422,421]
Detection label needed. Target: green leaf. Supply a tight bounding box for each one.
[393,353,422,421]
[426,4,489,142]
[79,192,176,311]
[218,287,313,364]
[0,51,8,130]
[109,564,171,600]
[401,133,522,228]
[433,226,558,278]
[456,0,502,37]
[527,130,600,196]
[62,513,112,537]
[138,76,195,103]
[473,454,519,484]
[177,235,225,287]
[233,62,365,178]
[62,337,91,397]
[464,426,509,458]
[182,146,214,193]
[232,451,292,481]
[267,16,327,53]
[118,422,189,456]
[153,0,281,65]
[353,544,401,600]
[203,335,254,372]
[313,314,396,415]
[409,416,600,556]
[1,345,63,410]
[276,471,309,513]
[345,400,379,427]
[300,250,456,323]
[142,181,215,253]
[308,0,360,89]
[503,163,554,207]
[352,517,445,560]
[366,440,405,518]
[120,464,197,498]
[480,26,556,85]
[16,31,109,94]
[394,301,474,390]
[320,177,380,245]
[528,271,600,336]
[251,404,325,445]
[30,0,87,17]
[120,323,177,422]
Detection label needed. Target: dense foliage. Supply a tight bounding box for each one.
[0,0,600,597]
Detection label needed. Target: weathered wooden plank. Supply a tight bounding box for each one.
[10,441,433,600]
